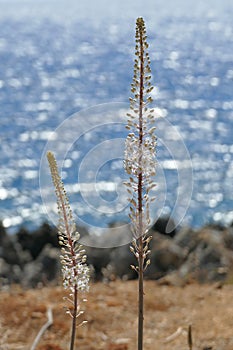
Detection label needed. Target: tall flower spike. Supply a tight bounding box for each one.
[124,18,156,350]
[47,151,89,350]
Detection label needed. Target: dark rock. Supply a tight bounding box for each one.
[108,245,137,280]
[23,260,44,288]
[0,258,22,285]
[174,226,199,252]
[203,222,225,231]
[177,228,233,282]
[84,223,133,280]
[16,222,59,259]
[2,217,233,286]
[36,244,61,282]
[146,233,186,279]
[22,244,60,287]
[223,226,233,250]
[151,217,177,238]
[0,221,21,265]
[86,247,112,280]
[0,258,12,285]
[157,270,187,287]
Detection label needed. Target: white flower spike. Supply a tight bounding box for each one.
[47,151,89,350]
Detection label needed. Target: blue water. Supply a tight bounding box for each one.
[0,1,233,232]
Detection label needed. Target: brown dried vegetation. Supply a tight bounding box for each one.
[0,281,233,350]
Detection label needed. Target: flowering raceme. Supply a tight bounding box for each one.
[124,17,156,350]
[124,17,156,240]
[47,151,89,350]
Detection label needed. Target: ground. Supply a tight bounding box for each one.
[0,281,232,350]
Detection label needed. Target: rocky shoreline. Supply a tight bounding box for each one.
[0,218,233,288]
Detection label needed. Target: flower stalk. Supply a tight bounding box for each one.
[47,151,89,350]
[124,17,156,350]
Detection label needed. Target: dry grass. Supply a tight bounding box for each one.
[0,281,233,350]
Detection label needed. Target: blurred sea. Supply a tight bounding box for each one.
[0,0,232,232]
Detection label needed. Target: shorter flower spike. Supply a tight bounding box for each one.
[47,151,89,350]
[47,151,89,294]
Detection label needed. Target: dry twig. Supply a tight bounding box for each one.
[30,307,53,350]
[163,327,184,343]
